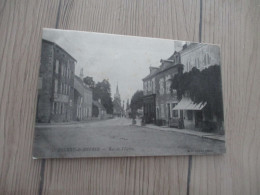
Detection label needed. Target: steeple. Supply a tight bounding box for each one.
[116,83,119,95]
[114,82,121,100]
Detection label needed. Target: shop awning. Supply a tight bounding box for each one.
[172,97,207,110]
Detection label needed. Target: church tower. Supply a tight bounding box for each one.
[113,83,124,117]
[114,83,121,101]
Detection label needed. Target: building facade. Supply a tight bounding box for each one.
[142,42,221,130]
[180,43,221,72]
[177,43,221,130]
[36,39,76,123]
[73,75,93,121]
[142,52,183,124]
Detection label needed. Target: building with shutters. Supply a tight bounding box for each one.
[36,39,76,123]
[142,51,183,125]
[142,42,221,130]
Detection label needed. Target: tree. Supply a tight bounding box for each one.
[83,76,95,89]
[130,90,143,118]
[170,65,224,121]
[93,79,114,114]
[83,77,114,114]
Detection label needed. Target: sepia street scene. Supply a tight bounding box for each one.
[33,29,226,158]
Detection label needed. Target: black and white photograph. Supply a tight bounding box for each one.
[33,28,226,159]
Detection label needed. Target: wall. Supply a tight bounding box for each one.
[51,44,75,122]
[36,41,54,123]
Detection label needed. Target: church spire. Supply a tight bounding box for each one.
[114,82,121,100]
[116,82,119,95]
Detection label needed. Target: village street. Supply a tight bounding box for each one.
[33,117,225,158]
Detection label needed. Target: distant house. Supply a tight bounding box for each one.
[73,75,93,121]
[36,39,76,123]
[92,99,107,119]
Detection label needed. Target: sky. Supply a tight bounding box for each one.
[43,28,185,105]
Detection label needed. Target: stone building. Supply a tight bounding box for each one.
[73,75,93,121]
[175,42,221,130]
[142,42,221,130]
[36,39,76,123]
[142,52,183,124]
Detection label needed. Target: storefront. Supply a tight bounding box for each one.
[143,94,156,124]
[172,97,207,130]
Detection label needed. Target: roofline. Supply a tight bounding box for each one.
[74,75,93,92]
[42,39,77,62]
[142,63,183,81]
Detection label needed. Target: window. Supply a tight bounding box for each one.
[152,78,155,93]
[55,60,59,73]
[60,83,63,94]
[172,103,178,117]
[167,103,171,118]
[165,75,171,94]
[159,78,164,95]
[61,65,63,76]
[61,103,63,114]
[54,79,58,93]
[187,110,193,120]
[56,103,59,114]
[160,104,165,118]
[143,81,147,95]
[54,102,57,114]
[59,103,62,114]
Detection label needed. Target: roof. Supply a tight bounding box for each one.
[142,63,183,81]
[142,51,182,81]
[74,75,92,92]
[173,97,207,110]
[93,100,106,110]
[42,39,77,62]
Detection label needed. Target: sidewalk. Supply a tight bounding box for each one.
[35,118,111,127]
[135,119,225,142]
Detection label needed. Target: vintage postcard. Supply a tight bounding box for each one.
[33,28,226,159]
